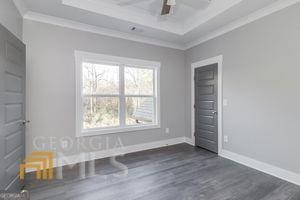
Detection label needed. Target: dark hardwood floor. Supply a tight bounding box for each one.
[26,144,300,200]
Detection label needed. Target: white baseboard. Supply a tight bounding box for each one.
[55,137,195,169]
[25,137,300,187]
[26,137,187,172]
[220,150,300,186]
[184,137,195,146]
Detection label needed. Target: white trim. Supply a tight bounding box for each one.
[75,51,83,138]
[184,137,195,146]
[26,137,187,172]
[74,50,161,68]
[24,135,300,186]
[21,0,299,50]
[12,0,28,17]
[220,150,300,186]
[62,0,183,35]
[23,12,185,50]
[61,0,242,35]
[185,0,300,49]
[80,125,161,137]
[75,51,161,137]
[183,0,243,33]
[191,55,223,154]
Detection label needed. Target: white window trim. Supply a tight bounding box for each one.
[75,50,161,137]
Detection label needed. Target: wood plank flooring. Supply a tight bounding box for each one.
[25,144,300,200]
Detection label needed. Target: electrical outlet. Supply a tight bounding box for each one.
[224,135,229,143]
[165,128,170,134]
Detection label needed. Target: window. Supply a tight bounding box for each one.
[75,51,160,136]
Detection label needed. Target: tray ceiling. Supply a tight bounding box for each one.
[15,0,295,49]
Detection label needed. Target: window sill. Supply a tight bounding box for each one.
[76,124,161,137]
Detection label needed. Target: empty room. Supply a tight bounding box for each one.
[1,0,300,199]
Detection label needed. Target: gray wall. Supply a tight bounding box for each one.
[23,19,186,156]
[0,0,23,40]
[185,3,300,173]
[23,2,300,174]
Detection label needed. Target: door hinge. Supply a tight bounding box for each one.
[193,104,196,109]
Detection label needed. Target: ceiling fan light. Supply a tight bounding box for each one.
[167,0,176,6]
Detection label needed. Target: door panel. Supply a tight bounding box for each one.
[5,73,22,92]
[0,24,26,192]
[196,100,214,109]
[6,131,23,154]
[194,64,218,153]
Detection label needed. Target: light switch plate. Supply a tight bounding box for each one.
[224,135,229,143]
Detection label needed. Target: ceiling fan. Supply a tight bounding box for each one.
[118,0,212,16]
[161,0,175,15]
[161,0,213,15]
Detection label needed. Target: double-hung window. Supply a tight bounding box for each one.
[75,51,160,136]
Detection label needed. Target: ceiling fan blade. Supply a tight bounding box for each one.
[161,0,171,15]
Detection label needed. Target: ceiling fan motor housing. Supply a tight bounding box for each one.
[167,0,176,6]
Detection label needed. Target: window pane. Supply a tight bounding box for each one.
[82,62,119,95]
[126,97,154,125]
[125,67,154,95]
[83,97,119,129]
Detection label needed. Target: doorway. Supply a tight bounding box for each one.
[191,56,223,154]
[0,24,26,192]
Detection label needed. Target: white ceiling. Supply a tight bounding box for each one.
[107,0,203,22]
[14,0,297,49]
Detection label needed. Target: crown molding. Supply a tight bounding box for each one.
[185,0,300,50]
[62,0,244,36]
[183,0,243,34]
[61,0,298,38]
[20,0,299,50]
[62,0,184,35]
[23,12,185,50]
[12,0,28,17]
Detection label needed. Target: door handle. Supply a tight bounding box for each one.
[22,120,30,125]
[212,111,218,115]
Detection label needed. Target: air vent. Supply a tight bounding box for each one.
[130,27,144,33]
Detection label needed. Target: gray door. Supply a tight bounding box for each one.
[0,24,26,192]
[194,64,218,153]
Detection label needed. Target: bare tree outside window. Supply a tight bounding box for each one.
[82,63,119,129]
[125,67,154,125]
[76,53,160,136]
